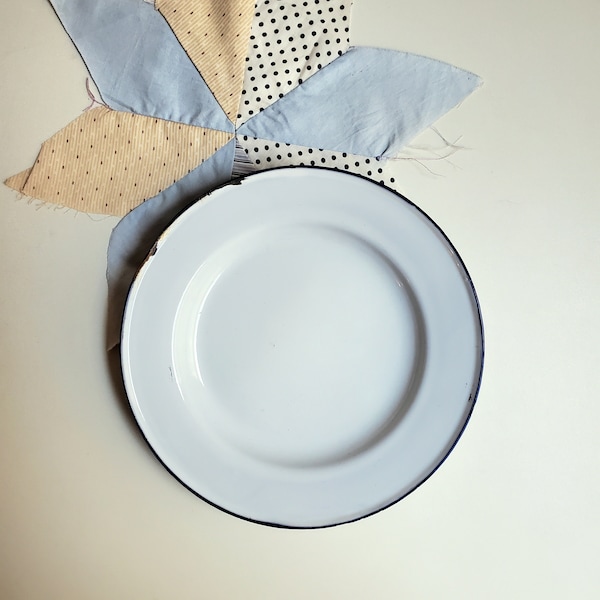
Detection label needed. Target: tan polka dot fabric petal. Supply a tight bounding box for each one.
[237,135,398,189]
[4,168,32,194]
[7,107,233,216]
[237,0,353,125]
[156,0,255,121]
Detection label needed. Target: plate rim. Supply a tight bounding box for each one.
[119,166,485,529]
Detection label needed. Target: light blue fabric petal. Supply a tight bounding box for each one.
[238,47,481,157]
[49,0,233,133]
[106,139,236,349]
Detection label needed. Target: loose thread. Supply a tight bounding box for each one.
[387,126,469,176]
[17,192,77,215]
[76,211,114,222]
[83,78,108,111]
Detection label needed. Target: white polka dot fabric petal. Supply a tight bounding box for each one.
[236,135,398,189]
[237,0,353,125]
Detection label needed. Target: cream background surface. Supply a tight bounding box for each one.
[1,1,599,598]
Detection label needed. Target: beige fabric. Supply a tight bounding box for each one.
[5,107,232,216]
[156,0,255,121]
[4,169,32,194]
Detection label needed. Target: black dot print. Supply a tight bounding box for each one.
[237,136,399,190]
[237,0,353,125]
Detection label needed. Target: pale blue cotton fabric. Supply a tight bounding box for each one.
[49,0,233,133]
[106,139,236,349]
[238,47,481,158]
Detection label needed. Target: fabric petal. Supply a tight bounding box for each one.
[236,135,398,188]
[4,169,32,194]
[238,46,481,158]
[49,0,233,132]
[156,0,255,121]
[106,138,236,349]
[236,0,353,125]
[10,106,232,216]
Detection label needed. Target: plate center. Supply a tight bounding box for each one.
[181,226,421,467]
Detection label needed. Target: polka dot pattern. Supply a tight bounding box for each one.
[237,0,353,125]
[236,135,398,189]
[14,107,233,216]
[156,0,255,121]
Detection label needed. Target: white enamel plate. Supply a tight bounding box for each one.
[121,168,484,528]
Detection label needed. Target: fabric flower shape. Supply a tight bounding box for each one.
[5,0,481,347]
